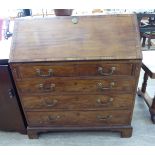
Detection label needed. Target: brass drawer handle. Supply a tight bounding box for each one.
[72,17,78,24]
[97,82,115,90]
[8,89,15,99]
[36,69,53,77]
[39,83,55,92]
[98,66,116,76]
[39,115,60,124]
[96,115,112,121]
[96,97,113,106]
[43,99,58,107]
[48,115,61,121]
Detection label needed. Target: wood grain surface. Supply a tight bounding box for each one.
[26,110,131,127]
[9,14,142,138]
[9,14,142,63]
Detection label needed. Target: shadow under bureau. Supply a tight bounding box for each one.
[9,14,142,139]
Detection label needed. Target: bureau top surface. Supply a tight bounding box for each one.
[9,14,142,63]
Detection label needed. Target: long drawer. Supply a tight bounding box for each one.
[26,110,131,127]
[11,62,134,80]
[16,78,135,94]
[22,94,133,110]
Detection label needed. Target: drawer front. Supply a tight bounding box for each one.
[22,94,133,110]
[12,62,134,79]
[16,78,135,94]
[26,110,131,127]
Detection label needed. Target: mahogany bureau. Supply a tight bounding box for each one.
[9,14,142,139]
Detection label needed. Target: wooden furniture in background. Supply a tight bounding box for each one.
[137,51,155,123]
[141,32,155,49]
[9,14,142,139]
[0,59,26,133]
[137,13,155,49]
[54,9,73,16]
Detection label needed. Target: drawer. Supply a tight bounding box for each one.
[22,94,133,110]
[17,78,135,94]
[11,62,134,79]
[26,110,131,127]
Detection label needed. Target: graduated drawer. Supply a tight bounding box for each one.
[22,94,133,110]
[26,110,131,127]
[16,78,135,94]
[11,62,134,80]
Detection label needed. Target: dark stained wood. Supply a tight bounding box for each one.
[54,9,73,16]
[22,94,133,110]
[27,126,133,139]
[120,127,132,138]
[0,64,26,133]
[137,88,155,123]
[142,63,155,78]
[16,77,135,94]
[26,110,131,127]
[137,88,152,108]
[137,52,155,123]
[10,14,142,138]
[27,130,39,139]
[9,14,142,63]
[11,61,134,79]
[141,72,148,93]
